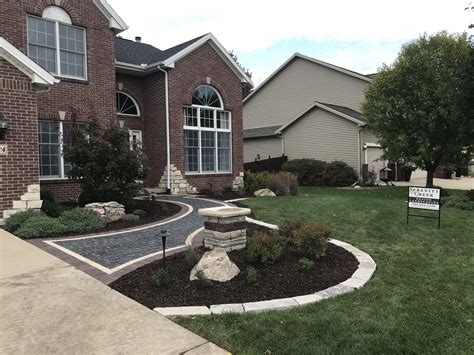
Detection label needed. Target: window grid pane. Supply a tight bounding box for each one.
[217,132,231,172]
[201,131,216,172]
[183,107,198,126]
[200,109,214,128]
[184,130,199,172]
[217,111,230,129]
[59,24,85,78]
[28,17,57,73]
[38,121,61,177]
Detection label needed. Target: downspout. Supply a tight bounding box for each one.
[156,65,171,193]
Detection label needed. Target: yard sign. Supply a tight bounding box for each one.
[407,187,441,229]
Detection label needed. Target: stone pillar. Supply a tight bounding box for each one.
[198,207,251,251]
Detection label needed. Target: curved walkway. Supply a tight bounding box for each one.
[31,196,226,283]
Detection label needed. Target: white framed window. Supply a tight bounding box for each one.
[117,92,140,116]
[27,7,86,80]
[38,121,87,179]
[129,130,142,150]
[183,86,232,174]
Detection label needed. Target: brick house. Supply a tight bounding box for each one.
[0,0,250,220]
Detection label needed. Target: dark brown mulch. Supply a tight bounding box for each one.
[110,225,358,308]
[198,190,254,201]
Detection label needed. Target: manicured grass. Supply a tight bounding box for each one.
[177,187,474,354]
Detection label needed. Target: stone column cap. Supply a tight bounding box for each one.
[198,207,251,218]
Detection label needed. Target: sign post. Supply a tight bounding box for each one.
[407,187,441,229]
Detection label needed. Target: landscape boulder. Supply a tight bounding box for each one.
[190,248,240,282]
[254,188,277,197]
[85,201,126,222]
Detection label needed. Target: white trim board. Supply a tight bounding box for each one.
[92,0,128,33]
[243,52,372,104]
[0,36,59,88]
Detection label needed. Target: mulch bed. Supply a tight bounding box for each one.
[110,223,359,308]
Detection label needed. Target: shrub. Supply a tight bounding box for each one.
[194,270,212,288]
[279,219,305,242]
[266,172,299,196]
[292,223,332,259]
[247,233,285,264]
[323,161,358,187]
[442,196,474,210]
[132,209,146,217]
[299,257,315,273]
[41,199,64,218]
[64,119,147,205]
[151,268,169,288]
[244,171,268,193]
[120,214,140,223]
[3,209,43,233]
[433,186,449,198]
[58,208,105,234]
[185,249,200,267]
[282,159,327,186]
[15,215,67,239]
[246,266,258,286]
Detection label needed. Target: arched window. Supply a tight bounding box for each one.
[116,91,140,116]
[183,85,231,174]
[27,6,86,79]
[192,85,223,108]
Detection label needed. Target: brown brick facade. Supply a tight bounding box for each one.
[168,43,244,190]
[0,59,39,213]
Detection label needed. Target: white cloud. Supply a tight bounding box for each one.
[109,0,469,52]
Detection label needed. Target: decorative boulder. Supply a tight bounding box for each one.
[190,248,240,282]
[254,188,277,197]
[85,201,126,222]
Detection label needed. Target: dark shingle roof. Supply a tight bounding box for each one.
[115,34,207,65]
[318,102,365,122]
[243,125,282,139]
[366,73,377,79]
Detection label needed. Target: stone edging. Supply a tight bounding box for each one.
[154,218,377,317]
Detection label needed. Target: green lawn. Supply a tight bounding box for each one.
[177,187,474,354]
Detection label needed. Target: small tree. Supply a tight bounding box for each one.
[362,32,474,187]
[64,119,146,205]
[228,50,254,99]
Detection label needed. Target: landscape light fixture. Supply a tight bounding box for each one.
[0,119,8,140]
[159,229,169,268]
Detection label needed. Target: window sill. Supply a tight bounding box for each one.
[185,172,233,177]
[55,76,88,84]
[117,114,141,119]
[40,178,73,184]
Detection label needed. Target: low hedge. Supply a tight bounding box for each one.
[58,207,105,234]
[282,159,357,186]
[15,214,68,239]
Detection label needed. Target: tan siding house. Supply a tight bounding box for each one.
[243,53,382,176]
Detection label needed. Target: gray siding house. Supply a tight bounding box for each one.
[243,53,384,175]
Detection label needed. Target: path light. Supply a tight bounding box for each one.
[159,229,169,268]
[379,166,392,184]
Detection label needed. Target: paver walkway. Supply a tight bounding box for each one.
[30,196,226,283]
[0,229,228,354]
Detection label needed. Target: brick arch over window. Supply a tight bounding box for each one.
[24,0,81,25]
[185,79,230,109]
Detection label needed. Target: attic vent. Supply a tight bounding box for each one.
[135,36,142,43]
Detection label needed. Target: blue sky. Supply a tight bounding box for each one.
[109,0,473,85]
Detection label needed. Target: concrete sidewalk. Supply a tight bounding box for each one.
[0,230,228,354]
[394,177,473,190]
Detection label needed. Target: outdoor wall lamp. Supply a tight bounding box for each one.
[118,119,125,128]
[0,120,8,140]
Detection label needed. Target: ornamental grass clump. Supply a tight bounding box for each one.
[299,257,315,273]
[151,268,170,288]
[246,266,258,286]
[247,233,285,264]
[184,248,200,267]
[194,270,212,289]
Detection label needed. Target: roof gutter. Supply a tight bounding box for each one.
[156,65,171,193]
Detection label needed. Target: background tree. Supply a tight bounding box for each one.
[362,32,473,187]
[64,119,147,205]
[229,50,254,99]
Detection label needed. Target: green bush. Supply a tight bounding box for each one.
[292,223,332,259]
[58,208,105,234]
[132,209,146,217]
[3,209,43,233]
[467,189,474,201]
[246,266,258,286]
[120,214,140,223]
[279,219,305,242]
[282,159,327,186]
[244,171,268,193]
[41,199,64,218]
[299,257,315,273]
[442,196,474,210]
[185,249,200,267]
[266,172,299,196]
[432,186,449,197]
[324,161,358,187]
[247,233,285,264]
[151,268,169,288]
[15,215,67,239]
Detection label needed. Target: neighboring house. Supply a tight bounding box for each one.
[243,53,383,176]
[0,0,250,220]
